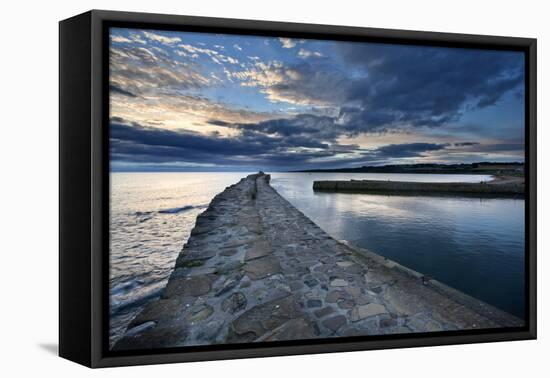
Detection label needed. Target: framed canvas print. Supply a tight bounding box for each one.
[59,10,537,368]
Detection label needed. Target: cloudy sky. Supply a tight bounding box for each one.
[109,28,525,171]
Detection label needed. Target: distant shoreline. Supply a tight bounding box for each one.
[294,162,525,176]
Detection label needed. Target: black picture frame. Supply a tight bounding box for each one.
[59,9,537,368]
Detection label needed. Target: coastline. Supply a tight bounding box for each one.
[114,173,523,351]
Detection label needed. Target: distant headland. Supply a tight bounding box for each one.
[294,162,524,175]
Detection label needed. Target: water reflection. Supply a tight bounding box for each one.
[271,172,525,319]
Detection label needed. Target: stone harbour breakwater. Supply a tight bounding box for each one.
[114,173,523,350]
[313,177,524,195]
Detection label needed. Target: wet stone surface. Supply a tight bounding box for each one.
[114,173,524,350]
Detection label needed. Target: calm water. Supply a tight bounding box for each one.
[270,173,525,319]
[109,172,524,345]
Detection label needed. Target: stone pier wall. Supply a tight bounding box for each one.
[114,173,522,350]
[313,179,524,195]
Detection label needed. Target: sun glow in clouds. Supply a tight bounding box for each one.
[109,28,525,172]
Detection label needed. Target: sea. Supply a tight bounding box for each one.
[109,172,525,346]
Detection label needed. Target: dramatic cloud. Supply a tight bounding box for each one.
[110,119,364,170]
[335,43,524,131]
[375,143,449,158]
[453,142,480,147]
[111,35,132,43]
[216,114,343,141]
[279,38,299,48]
[459,143,524,153]
[109,45,211,97]
[111,92,276,132]
[298,48,323,59]
[233,61,350,106]
[143,31,182,45]
[231,43,523,133]
[109,28,526,170]
[110,84,137,98]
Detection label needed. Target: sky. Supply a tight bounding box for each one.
[109,28,525,172]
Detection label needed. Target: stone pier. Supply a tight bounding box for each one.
[313,178,524,195]
[114,173,523,350]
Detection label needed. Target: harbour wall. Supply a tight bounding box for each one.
[313,178,524,195]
